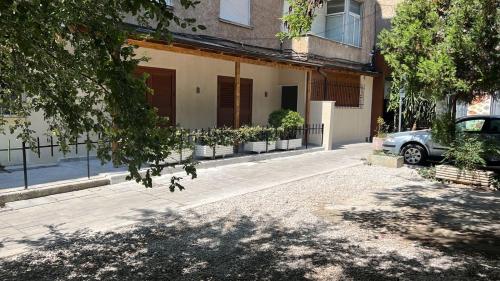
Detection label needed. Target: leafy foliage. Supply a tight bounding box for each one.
[375,117,389,138]
[0,0,205,188]
[431,113,456,147]
[278,0,324,41]
[443,135,500,171]
[268,110,304,129]
[239,126,279,143]
[444,136,487,171]
[379,0,499,115]
[195,128,237,147]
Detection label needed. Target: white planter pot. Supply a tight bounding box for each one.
[244,141,276,153]
[164,148,194,164]
[195,145,234,158]
[276,138,302,150]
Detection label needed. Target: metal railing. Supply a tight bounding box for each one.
[0,124,324,189]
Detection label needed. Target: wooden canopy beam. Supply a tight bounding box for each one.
[127,39,313,71]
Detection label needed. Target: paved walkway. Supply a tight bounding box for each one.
[0,143,371,258]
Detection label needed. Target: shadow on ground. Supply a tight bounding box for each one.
[341,182,500,259]
[1,203,499,280]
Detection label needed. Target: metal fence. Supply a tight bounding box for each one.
[0,124,324,190]
[311,80,364,108]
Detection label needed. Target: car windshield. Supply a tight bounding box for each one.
[456,119,485,133]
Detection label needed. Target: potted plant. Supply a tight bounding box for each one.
[164,128,194,164]
[435,136,498,188]
[194,127,235,159]
[268,110,304,150]
[373,117,388,151]
[240,125,277,153]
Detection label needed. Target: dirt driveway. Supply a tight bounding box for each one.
[1,165,499,280]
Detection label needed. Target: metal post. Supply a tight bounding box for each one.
[22,142,28,189]
[398,96,403,132]
[50,136,54,157]
[321,124,324,147]
[37,137,40,158]
[86,133,90,179]
[305,124,309,149]
[7,139,11,162]
[265,128,269,153]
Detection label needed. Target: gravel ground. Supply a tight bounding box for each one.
[1,164,499,280]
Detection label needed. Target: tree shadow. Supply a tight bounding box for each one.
[1,206,498,280]
[341,182,500,260]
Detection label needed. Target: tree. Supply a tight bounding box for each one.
[0,0,205,188]
[278,0,324,40]
[378,0,499,118]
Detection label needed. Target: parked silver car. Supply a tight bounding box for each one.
[382,115,500,165]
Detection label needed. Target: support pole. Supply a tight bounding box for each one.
[234,61,241,128]
[86,132,90,179]
[22,142,28,189]
[305,70,312,125]
[305,70,312,146]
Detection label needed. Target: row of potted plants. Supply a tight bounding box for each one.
[178,109,305,160]
[193,125,303,158]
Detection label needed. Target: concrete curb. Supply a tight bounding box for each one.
[1,147,324,206]
[108,147,324,184]
[0,179,110,207]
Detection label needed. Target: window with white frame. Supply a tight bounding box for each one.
[325,0,362,47]
[219,0,251,27]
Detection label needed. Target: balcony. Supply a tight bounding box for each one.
[285,34,371,65]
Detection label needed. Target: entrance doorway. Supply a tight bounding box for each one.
[217,76,253,128]
[281,86,298,111]
[135,66,176,125]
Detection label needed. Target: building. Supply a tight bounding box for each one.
[1,0,378,166]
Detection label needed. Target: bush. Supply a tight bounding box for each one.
[431,113,455,146]
[443,135,500,171]
[195,127,237,147]
[239,125,278,142]
[268,110,304,129]
[375,117,389,138]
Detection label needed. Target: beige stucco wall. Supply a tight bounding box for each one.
[126,0,284,49]
[0,112,97,166]
[278,69,307,118]
[331,75,373,145]
[310,101,335,149]
[375,0,401,36]
[137,47,306,128]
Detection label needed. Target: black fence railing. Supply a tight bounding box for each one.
[1,124,324,190]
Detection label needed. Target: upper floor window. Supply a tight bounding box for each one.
[220,0,251,27]
[325,0,362,47]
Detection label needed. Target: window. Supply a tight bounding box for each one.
[456,119,486,133]
[488,119,500,134]
[164,0,173,6]
[220,0,251,27]
[325,0,362,47]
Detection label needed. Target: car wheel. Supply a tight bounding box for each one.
[401,144,427,165]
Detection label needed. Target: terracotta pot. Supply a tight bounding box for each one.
[372,137,385,151]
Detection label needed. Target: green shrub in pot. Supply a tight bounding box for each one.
[268,110,304,140]
[195,127,237,147]
[239,125,278,142]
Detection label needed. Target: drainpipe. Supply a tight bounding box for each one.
[318,67,328,100]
